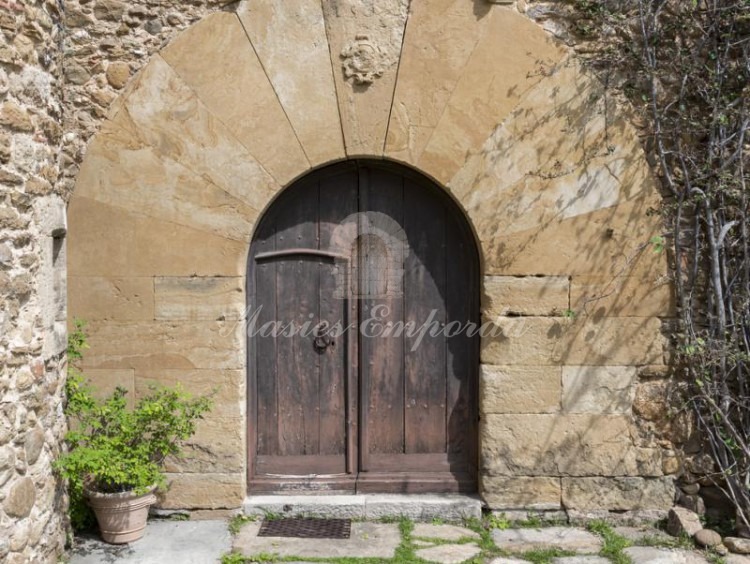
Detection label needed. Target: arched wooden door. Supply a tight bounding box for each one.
[247,161,479,493]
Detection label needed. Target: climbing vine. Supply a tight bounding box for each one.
[554,0,750,528]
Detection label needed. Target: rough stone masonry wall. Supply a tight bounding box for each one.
[1,4,239,557]
[0,0,69,562]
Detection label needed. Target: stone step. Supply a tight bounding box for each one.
[243,493,483,521]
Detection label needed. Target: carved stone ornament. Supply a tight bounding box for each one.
[340,35,385,85]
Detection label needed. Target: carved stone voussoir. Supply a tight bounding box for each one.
[341,35,385,85]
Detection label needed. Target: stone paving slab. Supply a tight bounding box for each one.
[623,546,710,564]
[68,520,231,564]
[552,557,612,564]
[233,521,401,559]
[613,527,673,543]
[491,557,612,564]
[412,523,481,541]
[415,543,482,563]
[491,527,603,554]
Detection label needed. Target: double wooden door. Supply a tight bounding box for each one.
[247,161,479,493]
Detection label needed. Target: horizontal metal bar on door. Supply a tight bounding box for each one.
[255,248,350,262]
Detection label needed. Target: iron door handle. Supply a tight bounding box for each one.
[313,321,334,351]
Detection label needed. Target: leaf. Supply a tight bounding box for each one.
[649,235,665,253]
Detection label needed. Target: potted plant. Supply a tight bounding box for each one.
[56,321,213,544]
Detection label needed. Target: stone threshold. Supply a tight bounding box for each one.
[243,493,483,520]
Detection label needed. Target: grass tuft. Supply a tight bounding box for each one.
[522,548,576,563]
[221,552,285,564]
[637,532,693,550]
[586,519,632,564]
[393,516,418,562]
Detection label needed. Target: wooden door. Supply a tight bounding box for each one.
[247,161,478,493]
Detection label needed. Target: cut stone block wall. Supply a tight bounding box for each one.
[65,0,677,514]
[0,0,680,557]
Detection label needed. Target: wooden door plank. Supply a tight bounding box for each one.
[360,167,406,460]
[403,178,447,454]
[320,168,358,257]
[253,220,278,459]
[275,180,320,456]
[318,171,358,457]
[250,475,357,494]
[445,211,478,469]
[365,452,453,472]
[357,166,371,471]
[256,454,347,475]
[317,260,346,455]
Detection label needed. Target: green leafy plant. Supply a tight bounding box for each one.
[62,319,95,532]
[430,516,446,525]
[649,235,666,254]
[57,383,213,494]
[166,512,190,521]
[229,514,257,535]
[486,512,512,530]
[221,553,252,564]
[517,514,544,529]
[56,319,213,530]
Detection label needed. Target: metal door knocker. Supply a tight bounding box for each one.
[313,321,334,351]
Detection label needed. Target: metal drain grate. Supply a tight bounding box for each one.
[258,517,351,539]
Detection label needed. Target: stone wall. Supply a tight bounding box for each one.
[61,0,236,197]
[479,275,676,515]
[66,0,678,515]
[0,1,682,558]
[476,0,681,518]
[1,0,240,557]
[0,0,69,561]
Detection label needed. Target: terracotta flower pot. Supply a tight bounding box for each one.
[84,485,157,544]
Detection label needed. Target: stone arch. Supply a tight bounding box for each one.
[68,1,674,511]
